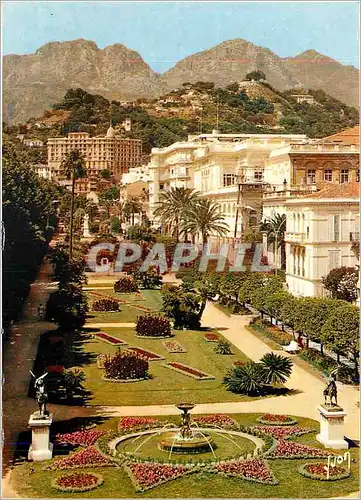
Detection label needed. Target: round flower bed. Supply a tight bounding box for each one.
[52,472,103,492]
[257,414,298,426]
[299,463,351,481]
[103,350,149,381]
[92,298,120,312]
[136,314,172,338]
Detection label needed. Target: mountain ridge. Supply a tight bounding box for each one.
[3,38,359,124]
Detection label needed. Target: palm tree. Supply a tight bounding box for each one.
[260,213,287,271]
[223,363,264,395]
[123,197,143,225]
[60,150,87,259]
[182,197,229,244]
[154,187,199,241]
[259,352,293,385]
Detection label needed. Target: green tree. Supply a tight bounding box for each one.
[260,213,287,271]
[154,187,199,241]
[321,303,359,379]
[123,196,143,225]
[322,267,358,302]
[225,82,240,93]
[223,363,264,395]
[259,352,293,384]
[245,70,266,82]
[161,286,201,329]
[99,185,120,218]
[181,197,229,244]
[60,150,87,259]
[264,291,293,325]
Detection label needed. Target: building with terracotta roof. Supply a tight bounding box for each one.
[322,125,359,146]
[284,182,359,297]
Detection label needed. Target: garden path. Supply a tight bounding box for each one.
[85,323,136,328]
[92,302,359,442]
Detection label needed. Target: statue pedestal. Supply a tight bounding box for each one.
[316,405,348,450]
[28,412,53,461]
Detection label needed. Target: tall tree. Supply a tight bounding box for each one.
[154,187,200,241]
[260,213,287,271]
[60,150,87,259]
[99,185,120,219]
[123,196,143,226]
[181,197,229,244]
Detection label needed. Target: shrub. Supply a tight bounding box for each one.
[63,368,85,397]
[104,350,149,380]
[223,362,264,395]
[249,319,292,346]
[114,276,139,293]
[214,340,233,355]
[259,352,293,384]
[92,298,119,312]
[132,269,163,289]
[136,314,172,338]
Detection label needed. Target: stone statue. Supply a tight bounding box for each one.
[323,369,338,406]
[30,371,49,418]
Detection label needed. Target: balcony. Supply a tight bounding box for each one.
[286,232,307,243]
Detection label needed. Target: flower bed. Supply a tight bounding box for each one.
[114,276,139,293]
[55,430,106,447]
[104,350,149,381]
[250,426,312,440]
[163,362,215,380]
[127,347,164,361]
[118,416,161,433]
[92,298,120,312]
[136,314,172,338]
[212,458,278,485]
[162,339,187,353]
[204,332,219,342]
[257,414,298,426]
[51,446,115,469]
[299,462,351,481]
[52,472,103,492]
[94,332,127,346]
[193,414,239,430]
[97,354,110,369]
[124,462,196,492]
[265,440,331,459]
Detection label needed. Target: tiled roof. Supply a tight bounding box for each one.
[321,125,360,145]
[302,182,359,199]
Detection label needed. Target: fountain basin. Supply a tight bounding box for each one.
[158,431,215,454]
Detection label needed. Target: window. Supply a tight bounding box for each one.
[333,214,340,241]
[307,169,316,184]
[324,169,333,182]
[340,169,349,183]
[254,170,263,182]
[159,183,164,190]
[357,170,360,182]
[223,173,236,187]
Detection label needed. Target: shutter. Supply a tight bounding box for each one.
[328,216,334,241]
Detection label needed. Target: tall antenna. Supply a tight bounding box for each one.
[216,95,219,132]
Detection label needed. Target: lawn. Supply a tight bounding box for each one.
[10,413,359,498]
[73,327,253,406]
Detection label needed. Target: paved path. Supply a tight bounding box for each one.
[85,323,136,328]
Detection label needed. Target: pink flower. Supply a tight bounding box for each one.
[125,462,193,491]
[215,458,277,485]
[267,440,330,459]
[55,430,106,447]
[52,446,114,469]
[250,426,310,439]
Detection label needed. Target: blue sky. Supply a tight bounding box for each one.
[2,1,360,72]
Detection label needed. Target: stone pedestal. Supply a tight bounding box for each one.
[316,405,348,450]
[28,412,53,461]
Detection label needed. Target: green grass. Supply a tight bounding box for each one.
[10,413,359,498]
[86,307,141,323]
[74,327,254,406]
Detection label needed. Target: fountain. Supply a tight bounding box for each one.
[113,404,266,464]
[158,403,216,456]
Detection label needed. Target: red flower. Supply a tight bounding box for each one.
[215,458,277,485]
[55,430,106,447]
[127,347,163,360]
[125,462,193,491]
[52,446,114,469]
[47,365,64,374]
[193,414,239,430]
[251,426,310,439]
[267,440,330,459]
[204,333,219,342]
[119,417,160,432]
[165,362,214,380]
[95,332,126,345]
[53,472,103,492]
